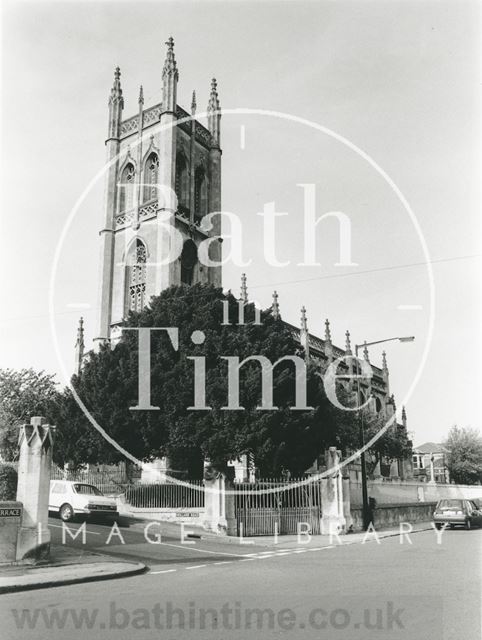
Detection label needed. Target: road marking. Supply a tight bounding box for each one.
[309,547,322,551]
[213,561,232,565]
[49,523,101,535]
[186,565,206,570]
[257,554,276,559]
[274,551,292,556]
[159,541,244,557]
[293,549,308,553]
[150,569,177,575]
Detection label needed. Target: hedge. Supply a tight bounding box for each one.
[0,464,18,500]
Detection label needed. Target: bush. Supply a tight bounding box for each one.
[0,464,18,500]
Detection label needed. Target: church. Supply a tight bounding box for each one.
[74,38,413,482]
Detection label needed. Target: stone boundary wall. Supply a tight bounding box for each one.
[350,481,482,506]
[350,502,437,532]
[117,500,205,525]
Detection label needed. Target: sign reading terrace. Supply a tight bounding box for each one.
[0,507,22,518]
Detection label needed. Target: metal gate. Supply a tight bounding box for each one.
[237,506,321,536]
[234,478,322,536]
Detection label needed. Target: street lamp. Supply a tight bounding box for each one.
[354,336,415,530]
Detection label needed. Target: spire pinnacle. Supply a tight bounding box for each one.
[382,350,388,371]
[345,330,352,354]
[300,306,308,333]
[207,77,221,147]
[109,66,123,105]
[162,36,179,112]
[401,405,407,427]
[324,318,332,342]
[74,317,85,377]
[191,90,197,116]
[76,317,84,345]
[163,36,178,79]
[240,273,248,303]
[208,78,220,111]
[272,290,280,319]
[138,85,144,105]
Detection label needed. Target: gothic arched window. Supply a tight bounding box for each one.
[175,154,189,215]
[375,397,383,414]
[126,239,147,314]
[180,239,198,285]
[119,162,135,213]
[142,153,159,203]
[194,166,208,222]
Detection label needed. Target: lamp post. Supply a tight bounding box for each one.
[354,336,414,530]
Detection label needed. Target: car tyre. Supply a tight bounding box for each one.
[435,523,442,530]
[59,503,74,522]
[464,519,472,531]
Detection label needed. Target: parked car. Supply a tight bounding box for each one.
[49,480,119,522]
[433,498,482,530]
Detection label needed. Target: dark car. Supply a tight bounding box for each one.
[433,498,482,530]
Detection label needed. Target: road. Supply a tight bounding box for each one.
[1,522,480,640]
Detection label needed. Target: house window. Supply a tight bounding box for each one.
[126,239,147,314]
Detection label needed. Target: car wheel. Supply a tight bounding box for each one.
[59,503,74,522]
[464,519,472,530]
[435,523,442,530]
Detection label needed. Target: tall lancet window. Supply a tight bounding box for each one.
[142,153,159,203]
[194,166,208,222]
[119,162,135,212]
[175,153,189,215]
[126,239,147,314]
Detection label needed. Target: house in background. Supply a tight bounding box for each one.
[412,442,449,483]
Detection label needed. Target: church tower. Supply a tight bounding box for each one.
[95,38,222,344]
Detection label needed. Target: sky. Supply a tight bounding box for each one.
[1,0,480,447]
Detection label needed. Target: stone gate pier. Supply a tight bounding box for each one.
[15,417,55,562]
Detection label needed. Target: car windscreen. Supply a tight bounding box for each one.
[73,484,103,496]
[437,499,464,510]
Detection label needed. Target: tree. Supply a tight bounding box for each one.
[0,369,60,461]
[363,414,412,477]
[57,284,362,475]
[444,426,482,485]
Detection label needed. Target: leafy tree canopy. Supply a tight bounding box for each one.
[0,368,60,461]
[58,284,364,475]
[444,425,482,485]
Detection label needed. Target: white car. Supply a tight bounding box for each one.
[49,480,119,522]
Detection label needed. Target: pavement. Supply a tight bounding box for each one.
[0,544,146,594]
[0,516,432,594]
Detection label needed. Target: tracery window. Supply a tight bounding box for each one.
[119,162,135,212]
[142,153,159,203]
[194,166,207,221]
[180,239,198,285]
[126,239,147,314]
[175,154,189,214]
